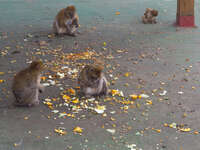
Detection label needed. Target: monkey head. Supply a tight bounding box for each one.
[151,10,158,17]
[29,60,45,72]
[146,8,152,12]
[65,5,76,18]
[144,8,158,17]
[86,65,104,81]
[144,8,152,16]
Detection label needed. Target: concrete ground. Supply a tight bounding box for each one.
[0,0,200,150]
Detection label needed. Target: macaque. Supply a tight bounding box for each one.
[12,61,45,107]
[78,64,108,97]
[142,8,158,24]
[53,5,79,36]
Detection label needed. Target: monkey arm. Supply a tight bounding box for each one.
[151,17,157,24]
[142,16,148,24]
[101,77,108,95]
[65,20,77,36]
[72,17,79,28]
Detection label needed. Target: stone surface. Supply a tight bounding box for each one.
[0,0,200,150]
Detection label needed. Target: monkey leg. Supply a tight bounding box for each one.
[28,100,39,107]
[55,27,66,35]
[29,90,40,106]
[13,97,35,107]
[13,90,29,107]
[13,88,39,107]
[53,21,65,35]
[13,90,22,103]
[151,17,157,24]
[142,16,148,24]
[26,89,40,107]
[53,20,67,35]
[99,79,108,96]
[83,87,97,97]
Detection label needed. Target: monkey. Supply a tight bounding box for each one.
[12,61,45,107]
[142,8,158,24]
[78,64,108,97]
[53,5,79,36]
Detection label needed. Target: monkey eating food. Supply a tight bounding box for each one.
[53,5,79,36]
[78,64,108,97]
[142,8,158,24]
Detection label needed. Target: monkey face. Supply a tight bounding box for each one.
[86,65,102,81]
[30,61,45,71]
[65,5,76,18]
[68,11,75,18]
[90,69,101,80]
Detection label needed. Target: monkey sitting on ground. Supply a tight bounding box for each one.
[78,64,108,97]
[142,8,158,24]
[12,61,45,107]
[53,5,79,36]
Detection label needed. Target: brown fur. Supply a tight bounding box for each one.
[78,64,108,97]
[142,8,158,24]
[151,10,158,17]
[53,5,79,36]
[12,60,45,107]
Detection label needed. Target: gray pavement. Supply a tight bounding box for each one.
[0,0,200,150]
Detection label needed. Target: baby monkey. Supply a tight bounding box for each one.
[142,8,158,24]
[53,5,79,36]
[78,64,108,97]
[12,61,45,107]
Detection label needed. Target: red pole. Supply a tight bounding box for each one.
[176,0,195,27]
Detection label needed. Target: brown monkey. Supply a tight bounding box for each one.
[78,64,108,97]
[12,61,45,107]
[142,8,158,24]
[53,5,79,36]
